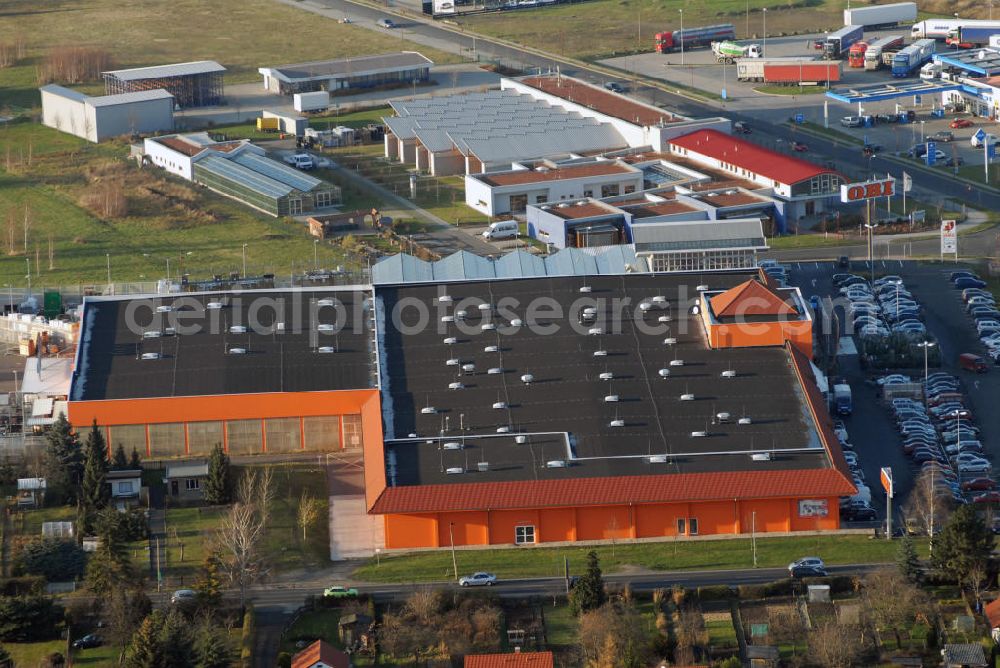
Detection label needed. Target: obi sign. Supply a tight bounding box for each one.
[839,178,895,203]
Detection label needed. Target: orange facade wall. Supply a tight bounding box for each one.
[360,392,387,511]
[382,497,841,549]
[707,321,812,358]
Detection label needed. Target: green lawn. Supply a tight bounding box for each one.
[4,640,119,666]
[352,534,925,583]
[279,609,344,656]
[458,0,846,61]
[13,505,77,538]
[705,617,739,648]
[542,603,578,647]
[756,85,829,96]
[768,233,859,250]
[162,464,330,582]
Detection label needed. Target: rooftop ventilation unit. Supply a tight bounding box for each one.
[141,352,161,361]
[488,367,502,375]
[478,303,492,311]
[317,324,335,333]
[230,325,247,334]
[648,454,668,464]
[317,298,335,307]
[604,394,619,402]
[156,305,172,313]
[691,305,701,315]
[496,426,511,433]
[456,310,467,320]
[691,430,708,437]
[449,382,464,390]
[680,393,695,401]
[276,322,285,332]
[658,315,672,323]
[721,370,737,378]
[750,452,771,461]
[484,345,499,353]
[521,374,534,384]
[143,331,162,339]
[462,363,475,372]
[228,348,247,355]
[317,346,336,354]
[482,323,496,331]
[446,358,460,366]
[446,467,464,474]
[652,296,667,304]
[515,435,527,444]
[207,302,223,310]
[421,406,437,414]
[588,327,603,335]
[546,460,567,468]
[438,295,453,303]
[738,417,752,425]
[609,418,625,427]
[599,372,614,381]
[593,350,608,357]
[639,302,652,312]
[510,318,523,327]
[493,401,508,409]
[164,327,176,336]
[441,315,455,323]
[444,337,457,344]
[477,461,490,472]
[557,203,570,208]
[579,286,592,293]
[663,337,677,345]
[716,412,731,423]
[670,359,685,367]
[443,442,463,450]
[658,368,671,378]
[696,284,709,291]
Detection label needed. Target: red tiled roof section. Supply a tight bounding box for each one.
[370,468,856,514]
[710,280,797,318]
[670,129,833,185]
[292,640,350,668]
[549,202,619,219]
[624,200,697,218]
[699,192,766,207]
[480,162,633,187]
[155,136,243,157]
[466,652,555,668]
[985,598,1000,629]
[520,76,681,126]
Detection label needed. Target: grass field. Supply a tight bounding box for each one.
[756,85,829,96]
[0,0,460,112]
[4,640,119,666]
[352,534,926,583]
[458,0,847,61]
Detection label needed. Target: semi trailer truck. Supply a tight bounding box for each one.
[824,25,864,59]
[654,23,736,53]
[843,2,916,28]
[736,58,842,84]
[862,35,905,70]
[711,40,762,62]
[891,38,936,77]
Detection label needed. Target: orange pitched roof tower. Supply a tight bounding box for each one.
[710,279,797,319]
[700,276,812,357]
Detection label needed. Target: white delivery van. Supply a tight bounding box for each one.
[482,220,519,240]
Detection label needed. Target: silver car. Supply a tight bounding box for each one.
[459,572,497,587]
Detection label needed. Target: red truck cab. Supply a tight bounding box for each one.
[848,41,868,68]
[959,353,988,373]
[654,32,674,53]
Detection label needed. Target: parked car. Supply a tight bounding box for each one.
[791,141,808,152]
[459,572,497,587]
[323,585,359,598]
[841,116,863,128]
[951,118,974,128]
[932,130,955,142]
[790,565,829,578]
[72,634,102,650]
[377,17,396,28]
[788,557,824,572]
[604,81,624,93]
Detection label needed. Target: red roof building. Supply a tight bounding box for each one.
[669,129,845,232]
[985,597,1000,629]
[465,651,555,668]
[291,640,351,668]
[710,280,796,318]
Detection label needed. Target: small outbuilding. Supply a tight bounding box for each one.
[291,639,351,668]
[941,643,989,668]
[16,477,46,507]
[259,52,432,95]
[164,461,209,501]
[108,469,143,507]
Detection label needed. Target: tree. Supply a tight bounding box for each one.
[0,645,10,668]
[158,608,192,667]
[296,490,323,542]
[932,504,993,583]
[864,569,923,649]
[111,443,129,470]
[44,414,81,504]
[104,588,152,664]
[902,469,953,542]
[14,538,87,581]
[237,466,275,526]
[203,444,232,505]
[129,446,142,469]
[570,550,606,615]
[808,620,862,668]
[896,533,921,583]
[192,619,234,668]
[194,552,224,610]
[80,420,110,532]
[0,595,62,642]
[578,602,646,668]
[85,507,137,594]
[123,612,165,667]
[217,502,266,609]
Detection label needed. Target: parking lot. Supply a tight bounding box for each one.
[785,260,1000,529]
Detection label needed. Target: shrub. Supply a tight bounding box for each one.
[761,579,794,598]
[0,596,63,642]
[276,652,292,668]
[0,576,46,596]
[14,540,87,582]
[696,585,735,601]
[240,605,256,668]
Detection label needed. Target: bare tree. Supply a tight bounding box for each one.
[578,602,647,667]
[296,490,323,541]
[902,469,953,539]
[809,621,862,668]
[236,465,275,527]
[863,569,923,649]
[216,501,266,609]
[966,560,990,610]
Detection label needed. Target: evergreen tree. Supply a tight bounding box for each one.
[158,609,193,667]
[112,444,129,470]
[85,508,136,594]
[44,414,81,504]
[203,444,232,505]
[896,533,921,583]
[569,550,606,615]
[0,644,11,668]
[123,612,165,668]
[80,421,110,527]
[932,504,993,583]
[129,446,142,469]
[194,552,224,609]
[193,620,234,668]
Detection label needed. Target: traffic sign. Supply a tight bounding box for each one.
[880,467,893,498]
[989,143,997,160]
[794,113,804,124]
[925,141,937,165]
[863,134,869,145]
[974,128,987,143]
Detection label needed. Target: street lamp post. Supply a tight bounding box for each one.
[314,239,319,270]
[864,221,878,285]
[106,253,111,292]
[241,244,248,277]
[918,340,936,389]
[679,9,684,66]
[762,8,768,58]
[920,120,926,145]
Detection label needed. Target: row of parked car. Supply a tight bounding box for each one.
[951,270,1000,365]
[835,415,880,522]
[835,273,927,339]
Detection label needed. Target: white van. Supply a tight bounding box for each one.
[482,220,519,240]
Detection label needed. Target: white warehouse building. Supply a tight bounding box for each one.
[40,85,174,143]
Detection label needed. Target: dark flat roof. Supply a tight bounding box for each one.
[72,289,373,401]
[377,273,831,488]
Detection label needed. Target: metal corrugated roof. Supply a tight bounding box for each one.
[103,60,225,81]
[372,254,434,284]
[88,89,175,107]
[631,218,765,245]
[231,151,322,192]
[39,84,87,102]
[494,250,547,278]
[197,155,294,198]
[268,52,431,82]
[432,250,496,282]
[543,247,599,276]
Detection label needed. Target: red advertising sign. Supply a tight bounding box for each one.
[880,466,893,499]
[840,178,895,203]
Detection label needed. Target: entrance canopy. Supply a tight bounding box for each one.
[826,80,963,105]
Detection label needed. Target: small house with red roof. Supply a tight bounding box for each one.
[669,129,845,231]
[465,650,555,668]
[701,277,812,357]
[984,597,1000,643]
[291,639,351,668]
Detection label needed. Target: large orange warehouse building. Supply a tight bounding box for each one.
[67,271,854,554]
